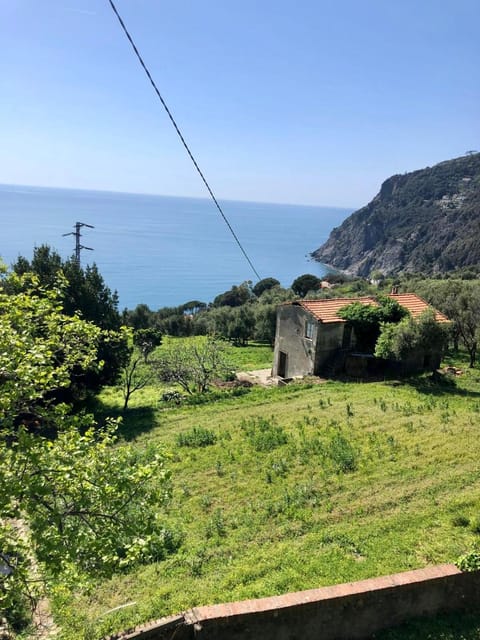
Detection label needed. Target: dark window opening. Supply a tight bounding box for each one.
[278,351,288,377]
[305,321,315,340]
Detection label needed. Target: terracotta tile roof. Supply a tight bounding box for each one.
[298,297,376,323]
[296,293,449,324]
[388,293,450,323]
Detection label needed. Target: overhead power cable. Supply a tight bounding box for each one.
[106,0,261,281]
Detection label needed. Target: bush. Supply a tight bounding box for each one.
[161,390,185,405]
[457,549,480,572]
[176,427,217,448]
[328,433,358,473]
[451,515,470,527]
[241,416,288,452]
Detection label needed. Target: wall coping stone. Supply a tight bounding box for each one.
[186,563,460,622]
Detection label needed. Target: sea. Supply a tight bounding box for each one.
[0,184,353,310]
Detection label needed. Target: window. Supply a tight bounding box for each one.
[305,320,315,340]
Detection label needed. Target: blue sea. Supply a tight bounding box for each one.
[0,184,353,310]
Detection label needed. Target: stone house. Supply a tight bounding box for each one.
[272,293,449,378]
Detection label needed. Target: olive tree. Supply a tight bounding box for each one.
[153,337,232,394]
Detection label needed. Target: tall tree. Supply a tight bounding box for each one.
[410,280,480,367]
[291,274,321,297]
[0,270,175,632]
[12,246,129,394]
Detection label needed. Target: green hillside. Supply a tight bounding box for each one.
[54,349,480,639]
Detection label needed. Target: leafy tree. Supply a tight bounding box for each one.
[133,327,163,362]
[0,270,175,631]
[254,303,278,345]
[180,300,207,315]
[12,246,121,331]
[226,306,256,346]
[11,245,129,395]
[153,338,231,394]
[375,309,448,368]
[213,282,253,307]
[291,274,321,297]
[408,279,480,366]
[0,271,100,428]
[123,303,156,330]
[252,277,280,297]
[121,347,155,411]
[338,296,408,352]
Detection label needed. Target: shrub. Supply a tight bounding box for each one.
[176,427,217,448]
[451,515,470,527]
[241,417,288,452]
[457,549,480,572]
[328,433,358,473]
[162,390,185,404]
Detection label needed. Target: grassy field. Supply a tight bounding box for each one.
[53,347,480,639]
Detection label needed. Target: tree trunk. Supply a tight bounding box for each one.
[469,342,477,368]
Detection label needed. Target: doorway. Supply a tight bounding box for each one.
[278,351,288,378]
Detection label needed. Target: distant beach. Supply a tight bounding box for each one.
[0,184,353,309]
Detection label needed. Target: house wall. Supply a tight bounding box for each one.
[272,306,347,377]
[272,306,317,377]
[313,323,345,373]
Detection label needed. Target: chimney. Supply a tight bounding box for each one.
[391,286,398,295]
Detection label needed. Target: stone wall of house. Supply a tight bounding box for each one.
[272,305,317,377]
[313,323,345,373]
[120,565,480,640]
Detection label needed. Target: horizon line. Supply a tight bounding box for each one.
[0,181,358,212]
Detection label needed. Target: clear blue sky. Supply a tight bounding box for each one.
[1,0,478,207]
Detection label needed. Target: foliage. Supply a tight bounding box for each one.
[375,309,449,365]
[411,280,480,367]
[152,337,232,394]
[121,346,154,411]
[133,327,163,362]
[5,421,173,576]
[11,245,130,395]
[328,432,358,473]
[213,282,253,307]
[225,305,256,345]
[241,416,288,451]
[291,273,321,297]
[0,270,176,632]
[0,271,100,427]
[12,245,121,331]
[123,303,156,330]
[176,426,217,448]
[252,277,280,297]
[338,296,408,351]
[253,303,278,345]
[457,548,480,572]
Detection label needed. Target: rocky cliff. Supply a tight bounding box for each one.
[312,154,480,276]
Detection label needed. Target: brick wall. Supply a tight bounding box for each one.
[117,564,480,640]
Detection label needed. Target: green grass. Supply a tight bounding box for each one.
[162,336,274,371]
[53,350,480,639]
[373,610,480,639]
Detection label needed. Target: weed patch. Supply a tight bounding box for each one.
[241,416,288,452]
[176,426,217,448]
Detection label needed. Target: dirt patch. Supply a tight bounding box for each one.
[236,369,277,387]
